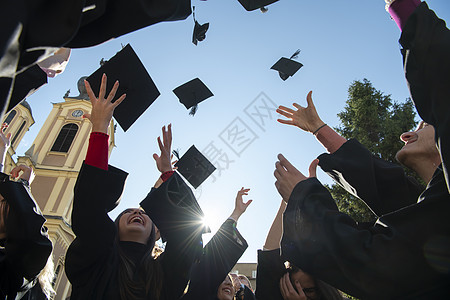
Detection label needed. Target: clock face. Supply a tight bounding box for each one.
[72,110,83,117]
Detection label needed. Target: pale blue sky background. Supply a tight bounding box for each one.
[18,0,450,262]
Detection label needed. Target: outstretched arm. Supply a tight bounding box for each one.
[277,91,346,154]
[83,74,126,170]
[263,200,286,251]
[229,187,253,223]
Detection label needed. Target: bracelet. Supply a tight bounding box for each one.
[313,124,327,135]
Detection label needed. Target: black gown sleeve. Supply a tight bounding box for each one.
[399,2,450,192]
[182,218,248,300]
[65,163,128,288]
[0,174,52,298]
[140,172,205,300]
[318,139,424,216]
[255,249,285,300]
[281,174,450,299]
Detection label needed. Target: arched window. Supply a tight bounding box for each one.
[51,123,78,153]
[4,110,16,125]
[11,121,26,145]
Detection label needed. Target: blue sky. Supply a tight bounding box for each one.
[20,0,450,262]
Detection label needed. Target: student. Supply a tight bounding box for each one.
[182,188,254,300]
[0,124,54,299]
[256,200,343,300]
[65,75,205,300]
[273,1,450,297]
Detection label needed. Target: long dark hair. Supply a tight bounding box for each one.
[287,264,343,300]
[114,209,163,300]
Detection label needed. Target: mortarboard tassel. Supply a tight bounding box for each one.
[290,49,301,60]
[172,149,180,160]
[189,104,198,116]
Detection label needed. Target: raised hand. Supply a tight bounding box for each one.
[83,73,126,134]
[229,187,253,222]
[153,124,173,173]
[274,155,318,202]
[279,273,307,300]
[11,165,35,184]
[277,91,325,134]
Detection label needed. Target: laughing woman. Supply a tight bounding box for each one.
[65,74,205,300]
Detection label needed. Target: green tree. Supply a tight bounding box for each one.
[327,79,418,222]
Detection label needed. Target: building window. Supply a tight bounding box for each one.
[51,123,78,152]
[4,110,16,125]
[52,264,61,287]
[11,121,26,145]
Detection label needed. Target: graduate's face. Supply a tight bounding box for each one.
[216,275,235,300]
[290,269,319,299]
[118,208,153,244]
[396,122,440,168]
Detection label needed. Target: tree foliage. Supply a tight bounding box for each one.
[327,79,418,222]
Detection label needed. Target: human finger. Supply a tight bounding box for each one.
[278,105,296,114]
[112,93,126,108]
[277,154,295,172]
[294,280,306,298]
[98,73,107,100]
[277,118,295,126]
[106,80,119,102]
[84,80,97,101]
[292,102,305,110]
[157,136,164,152]
[167,123,172,147]
[275,161,287,175]
[306,90,314,108]
[276,108,294,118]
[309,159,319,178]
[83,113,91,121]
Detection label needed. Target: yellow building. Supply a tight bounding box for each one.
[2,77,115,299]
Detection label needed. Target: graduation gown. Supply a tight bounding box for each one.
[255,249,286,300]
[281,139,450,299]
[0,174,53,300]
[400,2,450,192]
[65,163,204,300]
[182,218,249,300]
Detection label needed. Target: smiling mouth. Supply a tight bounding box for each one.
[223,288,231,295]
[129,216,144,225]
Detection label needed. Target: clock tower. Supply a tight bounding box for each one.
[11,77,116,299]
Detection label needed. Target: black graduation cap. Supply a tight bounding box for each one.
[271,49,303,81]
[174,145,216,189]
[238,0,279,11]
[173,78,213,116]
[86,44,160,132]
[192,6,209,45]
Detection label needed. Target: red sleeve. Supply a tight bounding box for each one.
[85,132,109,170]
[161,171,175,182]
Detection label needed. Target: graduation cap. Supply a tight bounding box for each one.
[173,78,213,116]
[238,0,279,11]
[86,44,160,132]
[192,6,209,45]
[271,49,303,81]
[174,145,216,189]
